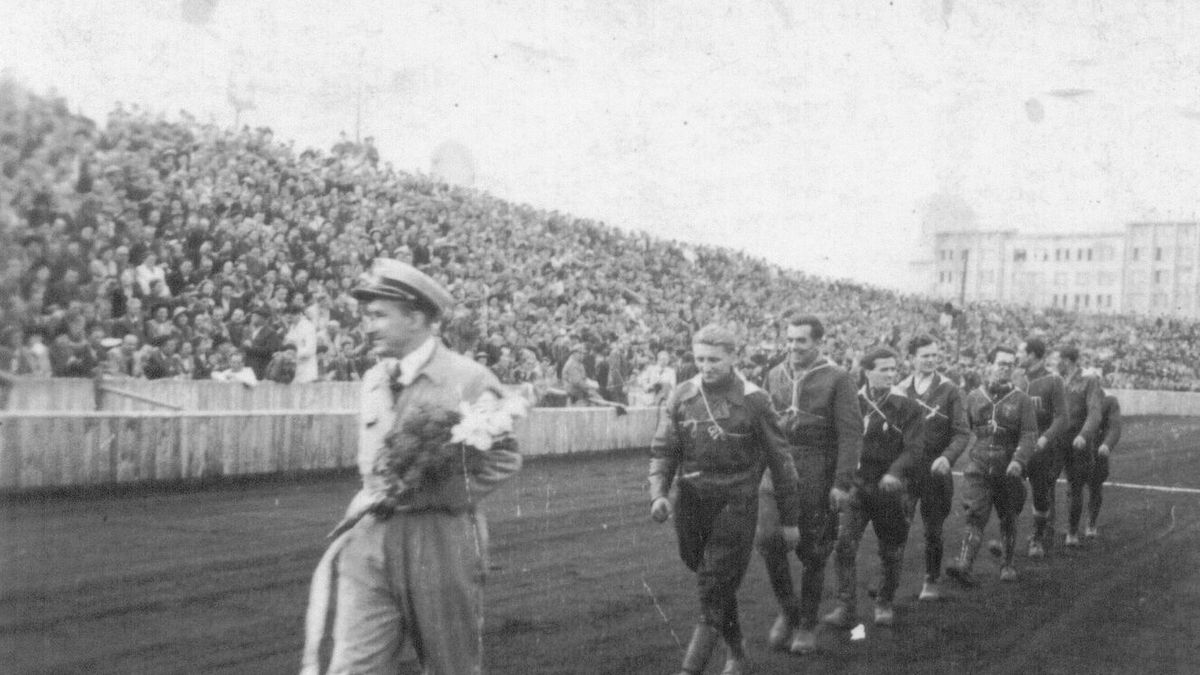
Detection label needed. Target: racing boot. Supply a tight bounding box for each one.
[999,527,1018,581]
[720,638,746,675]
[767,613,793,651]
[678,624,719,675]
[946,526,982,588]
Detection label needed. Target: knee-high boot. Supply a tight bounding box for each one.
[679,624,720,675]
[946,526,982,587]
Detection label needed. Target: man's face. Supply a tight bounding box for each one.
[912,343,940,376]
[363,299,427,357]
[693,343,734,384]
[1049,351,1066,376]
[786,324,820,365]
[1016,342,1036,369]
[989,350,1017,384]
[866,357,898,390]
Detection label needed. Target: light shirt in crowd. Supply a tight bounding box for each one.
[212,366,258,387]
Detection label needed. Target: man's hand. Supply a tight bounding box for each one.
[1036,436,1048,451]
[781,526,801,548]
[1098,444,1110,457]
[650,497,671,523]
[879,474,903,493]
[1073,435,1087,450]
[829,487,850,511]
[1006,461,1023,477]
[931,456,951,476]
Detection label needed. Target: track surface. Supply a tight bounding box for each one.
[3,416,1200,674]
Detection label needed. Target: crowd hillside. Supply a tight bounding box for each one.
[3,82,1198,400]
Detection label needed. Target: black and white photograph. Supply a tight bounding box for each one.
[2,1,1199,673]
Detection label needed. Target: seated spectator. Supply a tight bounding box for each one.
[134,251,169,299]
[212,349,259,387]
[49,312,99,377]
[143,335,185,380]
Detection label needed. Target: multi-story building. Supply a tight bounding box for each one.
[931,229,1016,304]
[1007,232,1124,312]
[1122,222,1200,317]
[921,221,1200,318]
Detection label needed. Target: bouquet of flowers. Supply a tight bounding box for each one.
[329,392,527,538]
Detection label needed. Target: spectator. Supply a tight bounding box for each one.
[212,349,259,387]
[282,305,318,383]
[134,250,168,298]
[142,335,180,380]
[241,307,282,379]
[636,350,677,406]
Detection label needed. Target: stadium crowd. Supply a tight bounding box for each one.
[3,81,1199,397]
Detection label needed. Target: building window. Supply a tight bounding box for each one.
[1087,248,1094,261]
[1155,270,1164,284]
[1013,249,1027,262]
[1055,249,1062,261]
[1076,272,1089,285]
[1132,248,1139,261]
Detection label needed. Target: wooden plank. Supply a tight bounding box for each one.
[0,416,22,488]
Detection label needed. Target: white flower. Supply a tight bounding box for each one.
[448,392,528,451]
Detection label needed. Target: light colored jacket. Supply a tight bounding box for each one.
[346,342,523,518]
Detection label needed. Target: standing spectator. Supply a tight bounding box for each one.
[603,341,629,405]
[241,307,281,380]
[267,344,298,384]
[638,350,677,406]
[561,344,600,405]
[283,305,319,383]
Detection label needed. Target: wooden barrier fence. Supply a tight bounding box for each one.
[0,407,660,492]
[5,378,1199,416]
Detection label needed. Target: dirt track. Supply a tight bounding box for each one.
[3,416,1200,674]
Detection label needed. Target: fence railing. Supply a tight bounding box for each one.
[7,377,1198,416]
[2,377,1196,492]
[0,407,660,491]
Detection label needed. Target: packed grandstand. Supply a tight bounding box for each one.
[3,80,1198,396]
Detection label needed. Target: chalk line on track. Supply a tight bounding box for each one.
[949,471,1200,495]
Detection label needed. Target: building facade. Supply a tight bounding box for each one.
[924,222,1200,318]
[1122,222,1200,317]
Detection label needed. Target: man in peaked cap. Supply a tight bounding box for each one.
[301,258,522,675]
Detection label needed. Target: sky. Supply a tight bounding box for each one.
[4,0,1200,290]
